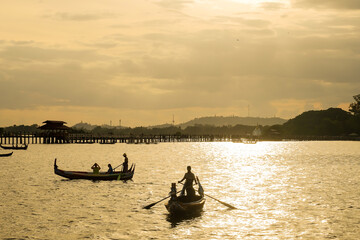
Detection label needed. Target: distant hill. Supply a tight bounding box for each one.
[72,117,286,130]
[72,122,129,130]
[148,123,174,129]
[281,108,359,136]
[72,122,97,131]
[178,116,287,128]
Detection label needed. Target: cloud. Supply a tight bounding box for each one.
[0,45,105,62]
[260,2,287,10]
[155,0,194,10]
[1,21,358,117]
[44,12,118,21]
[292,0,360,9]
[213,16,271,29]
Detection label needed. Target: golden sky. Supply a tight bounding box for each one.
[0,0,359,127]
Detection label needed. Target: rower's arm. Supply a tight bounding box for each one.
[193,174,197,184]
[178,174,186,183]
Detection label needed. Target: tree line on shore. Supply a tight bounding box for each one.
[1,100,359,139]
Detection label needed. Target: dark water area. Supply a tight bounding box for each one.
[1,141,360,239]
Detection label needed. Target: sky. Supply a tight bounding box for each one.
[0,0,359,127]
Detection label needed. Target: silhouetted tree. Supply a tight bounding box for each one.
[349,102,360,116]
[349,94,360,116]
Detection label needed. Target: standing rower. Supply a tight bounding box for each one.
[122,153,129,172]
[178,166,197,197]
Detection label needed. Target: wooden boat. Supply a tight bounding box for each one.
[54,159,135,181]
[0,151,13,157]
[0,144,28,150]
[165,195,205,215]
[165,179,205,215]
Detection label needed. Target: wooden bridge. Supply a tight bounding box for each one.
[0,133,232,145]
[0,120,232,145]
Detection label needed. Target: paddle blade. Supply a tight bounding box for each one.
[205,193,237,209]
[220,201,237,209]
[143,203,156,209]
[196,176,204,197]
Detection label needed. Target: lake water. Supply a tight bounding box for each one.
[1,141,360,239]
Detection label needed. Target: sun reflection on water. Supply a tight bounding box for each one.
[195,142,295,237]
[185,141,360,238]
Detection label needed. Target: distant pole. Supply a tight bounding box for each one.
[172,114,175,125]
[110,120,112,126]
[248,105,250,117]
[119,119,121,127]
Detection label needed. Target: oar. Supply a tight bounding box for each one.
[183,178,237,209]
[113,163,122,171]
[143,190,181,209]
[204,193,237,209]
[117,173,122,180]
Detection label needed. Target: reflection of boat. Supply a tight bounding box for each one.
[165,178,205,215]
[0,151,13,157]
[166,210,202,227]
[0,144,28,150]
[54,159,135,181]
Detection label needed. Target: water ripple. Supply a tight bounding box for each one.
[1,142,360,239]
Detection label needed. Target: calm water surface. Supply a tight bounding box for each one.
[1,141,360,239]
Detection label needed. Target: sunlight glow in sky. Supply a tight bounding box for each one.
[0,0,359,127]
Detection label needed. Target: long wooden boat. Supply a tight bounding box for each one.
[0,151,13,157]
[54,159,135,181]
[0,144,28,150]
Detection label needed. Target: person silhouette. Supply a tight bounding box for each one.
[178,166,197,197]
[122,153,128,172]
[91,163,101,174]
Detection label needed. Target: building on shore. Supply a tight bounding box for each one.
[38,120,71,143]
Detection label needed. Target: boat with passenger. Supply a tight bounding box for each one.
[54,159,135,181]
[165,178,205,215]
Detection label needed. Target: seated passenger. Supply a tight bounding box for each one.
[91,163,101,174]
[169,183,177,200]
[107,164,113,174]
